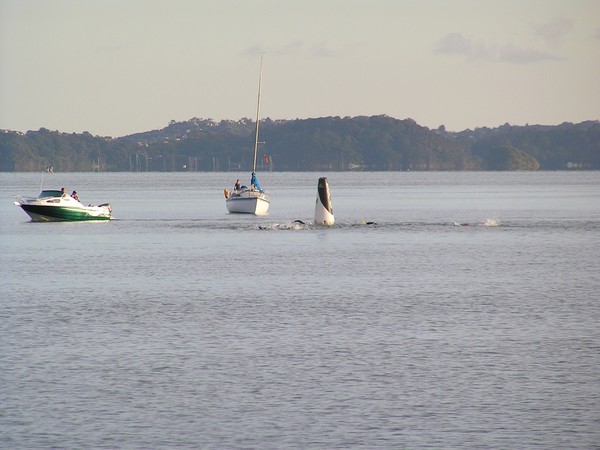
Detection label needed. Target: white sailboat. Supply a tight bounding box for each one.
[225,56,270,215]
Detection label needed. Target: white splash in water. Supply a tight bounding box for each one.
[257,221,309,231]
[482,217,500,227]
[453,218,501,227]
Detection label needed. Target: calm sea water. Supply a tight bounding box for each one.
[1,171,599,449]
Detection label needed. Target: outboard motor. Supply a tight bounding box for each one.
[314,177,335,226]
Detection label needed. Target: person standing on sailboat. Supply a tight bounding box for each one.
[251,172,262,191]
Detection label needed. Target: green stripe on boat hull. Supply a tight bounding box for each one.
[20,205,112,222]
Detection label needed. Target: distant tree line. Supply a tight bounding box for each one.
[1,116,599,172]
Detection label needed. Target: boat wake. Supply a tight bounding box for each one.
[256,218,505,231]
[119,217,600,233]
[256,219,379,231]
[453,217,501,227]
[257,220,310,231]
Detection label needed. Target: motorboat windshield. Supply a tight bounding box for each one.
[39,190,65,198]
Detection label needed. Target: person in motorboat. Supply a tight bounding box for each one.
[234,179,241,192]
[71,191,80,202]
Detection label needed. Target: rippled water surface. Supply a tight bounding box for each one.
[1,171,599,449]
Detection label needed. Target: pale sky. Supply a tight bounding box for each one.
[1,0,599,137]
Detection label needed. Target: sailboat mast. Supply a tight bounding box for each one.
[252,55,263,173]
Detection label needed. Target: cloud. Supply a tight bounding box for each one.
[498,44,560,64]
[594,27,600,40]
[241,42,305,58]
[242,41,349,59]
[310,42,355,59]
[240,45,265,58]
[532,16,574,46]
[272,41,305,57]
[310,42,340,58]
[434,32,559,64]
[434,33,490,61]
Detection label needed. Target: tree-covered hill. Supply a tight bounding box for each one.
[1,116,598,171]
[459,121,600,170]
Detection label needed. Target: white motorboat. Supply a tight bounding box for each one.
[14,189,112,222]
[225,56,270,215]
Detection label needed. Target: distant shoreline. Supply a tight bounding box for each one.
[2,116,598,171]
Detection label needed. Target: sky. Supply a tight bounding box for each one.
[1,0,599,137]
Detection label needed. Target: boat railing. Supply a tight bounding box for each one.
[14,195,37,204]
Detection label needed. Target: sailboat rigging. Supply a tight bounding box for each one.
[224,56,270,215]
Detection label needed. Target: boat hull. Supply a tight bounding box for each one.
[17,204,112,222]
[226,191,270,215]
